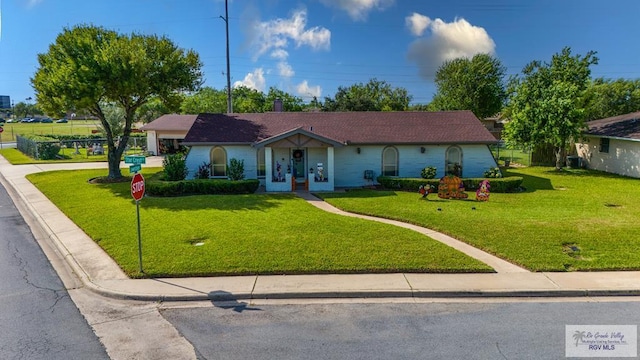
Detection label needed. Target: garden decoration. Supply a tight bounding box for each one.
[437,175,468,199]
[418,184,435,199]
[476,179,490,201]
[316,162,324,181]
[276,161,283,182]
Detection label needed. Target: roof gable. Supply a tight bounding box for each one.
[254,127,343,148]
[183,111,497,145]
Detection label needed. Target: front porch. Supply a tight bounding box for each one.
[258,128,341,192]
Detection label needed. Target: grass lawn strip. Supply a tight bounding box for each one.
[27,169,491,278]
[0,148,108,164]
[319,167,640,272]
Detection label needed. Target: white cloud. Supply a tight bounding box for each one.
[27,0,44,8]
[407,16,496,79]
[233,68,266,92]
[319,0,395,21]
[270,49,289,60]
[405,12,431,37]
[250,9,331,61]
[278,62,295,78]
[296,80,322,99]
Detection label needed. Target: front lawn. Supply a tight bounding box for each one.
[27,169,491,278]
[319,167,640,272]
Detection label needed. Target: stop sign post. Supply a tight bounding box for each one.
[0,126,3,149]
[131,173,145,273]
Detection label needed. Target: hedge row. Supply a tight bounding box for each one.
[376,176,524,193]
[146,179,260,196]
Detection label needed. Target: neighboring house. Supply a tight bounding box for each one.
[140,114,197,155]
[182,111,499,192]
[575,111,640,178]
[480,116,504,140]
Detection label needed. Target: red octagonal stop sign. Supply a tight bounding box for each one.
[131,173,145,201]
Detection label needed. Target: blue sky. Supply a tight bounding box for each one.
[1,0,639,107]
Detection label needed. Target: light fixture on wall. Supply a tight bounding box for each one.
[357,147,361,154]
[420,147,426,153]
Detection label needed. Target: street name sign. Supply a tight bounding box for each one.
[125,155,146,165]
[129,164,142,174]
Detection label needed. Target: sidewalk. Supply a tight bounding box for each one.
[1,156,639,301]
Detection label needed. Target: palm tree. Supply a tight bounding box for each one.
[573,331,586,346]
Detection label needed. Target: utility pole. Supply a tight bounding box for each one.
[221,0,233,113]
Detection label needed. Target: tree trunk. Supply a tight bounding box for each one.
[107,147,124,179]
[554,146,564,170]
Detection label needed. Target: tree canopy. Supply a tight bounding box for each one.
[180,86,306,114]
[322,78,411,111]
[430,53,506,119]
[32,25,202,178]
[582,78,640,121]
[503,47,598,169]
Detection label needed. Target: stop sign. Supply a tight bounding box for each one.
[131,173,145,201]
[0,126,4,133]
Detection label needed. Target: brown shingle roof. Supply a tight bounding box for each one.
[140,114,198,132]
[586,111,640,140]
[183,111,497,145]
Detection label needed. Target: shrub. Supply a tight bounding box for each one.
[196,162,211,179]
[483,167,503,178]
[17,134,62,160]
[163,153,188,181]
[146,178,260,196]
[420,166,437,179]
[228,158,245,181]
[377,176,523,193]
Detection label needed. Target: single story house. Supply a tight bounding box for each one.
[575,111,640,178]
[140,114,197,155]
[182,111,499,192]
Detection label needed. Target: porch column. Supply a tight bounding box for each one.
[328,146,335,189]
[265,147,273,190]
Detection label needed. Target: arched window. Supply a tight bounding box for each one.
[257,148,266,177]
[445,146,463,176]
[210,147,227,177]
[382,146,399,176]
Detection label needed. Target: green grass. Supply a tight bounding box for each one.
[0,120,100,142]
[319,167,640,272]
[490,146,532,166]
[27,169,491,278]
[0,148,108,164]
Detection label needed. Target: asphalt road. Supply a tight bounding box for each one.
[162,299,640,360]
[0,181,109,360]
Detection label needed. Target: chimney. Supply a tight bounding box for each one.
[273,98,283,112]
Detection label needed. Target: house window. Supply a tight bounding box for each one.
[445,146,463,176]
[257,148,266,177]
[382,146,399,176]
[210,147,227,177]
[599,138,610,153]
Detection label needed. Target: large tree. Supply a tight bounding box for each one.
[263,87,305,112]
[32,25,202,178]
[181,87,228,114]
[582,78,640,121]
[503,47,598,169]
[322,78,411,112]
[430,53,506,119]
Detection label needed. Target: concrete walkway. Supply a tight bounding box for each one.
[1,155,639,301]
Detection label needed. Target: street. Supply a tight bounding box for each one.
[0,181,109,359]
[161,298,640,360]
